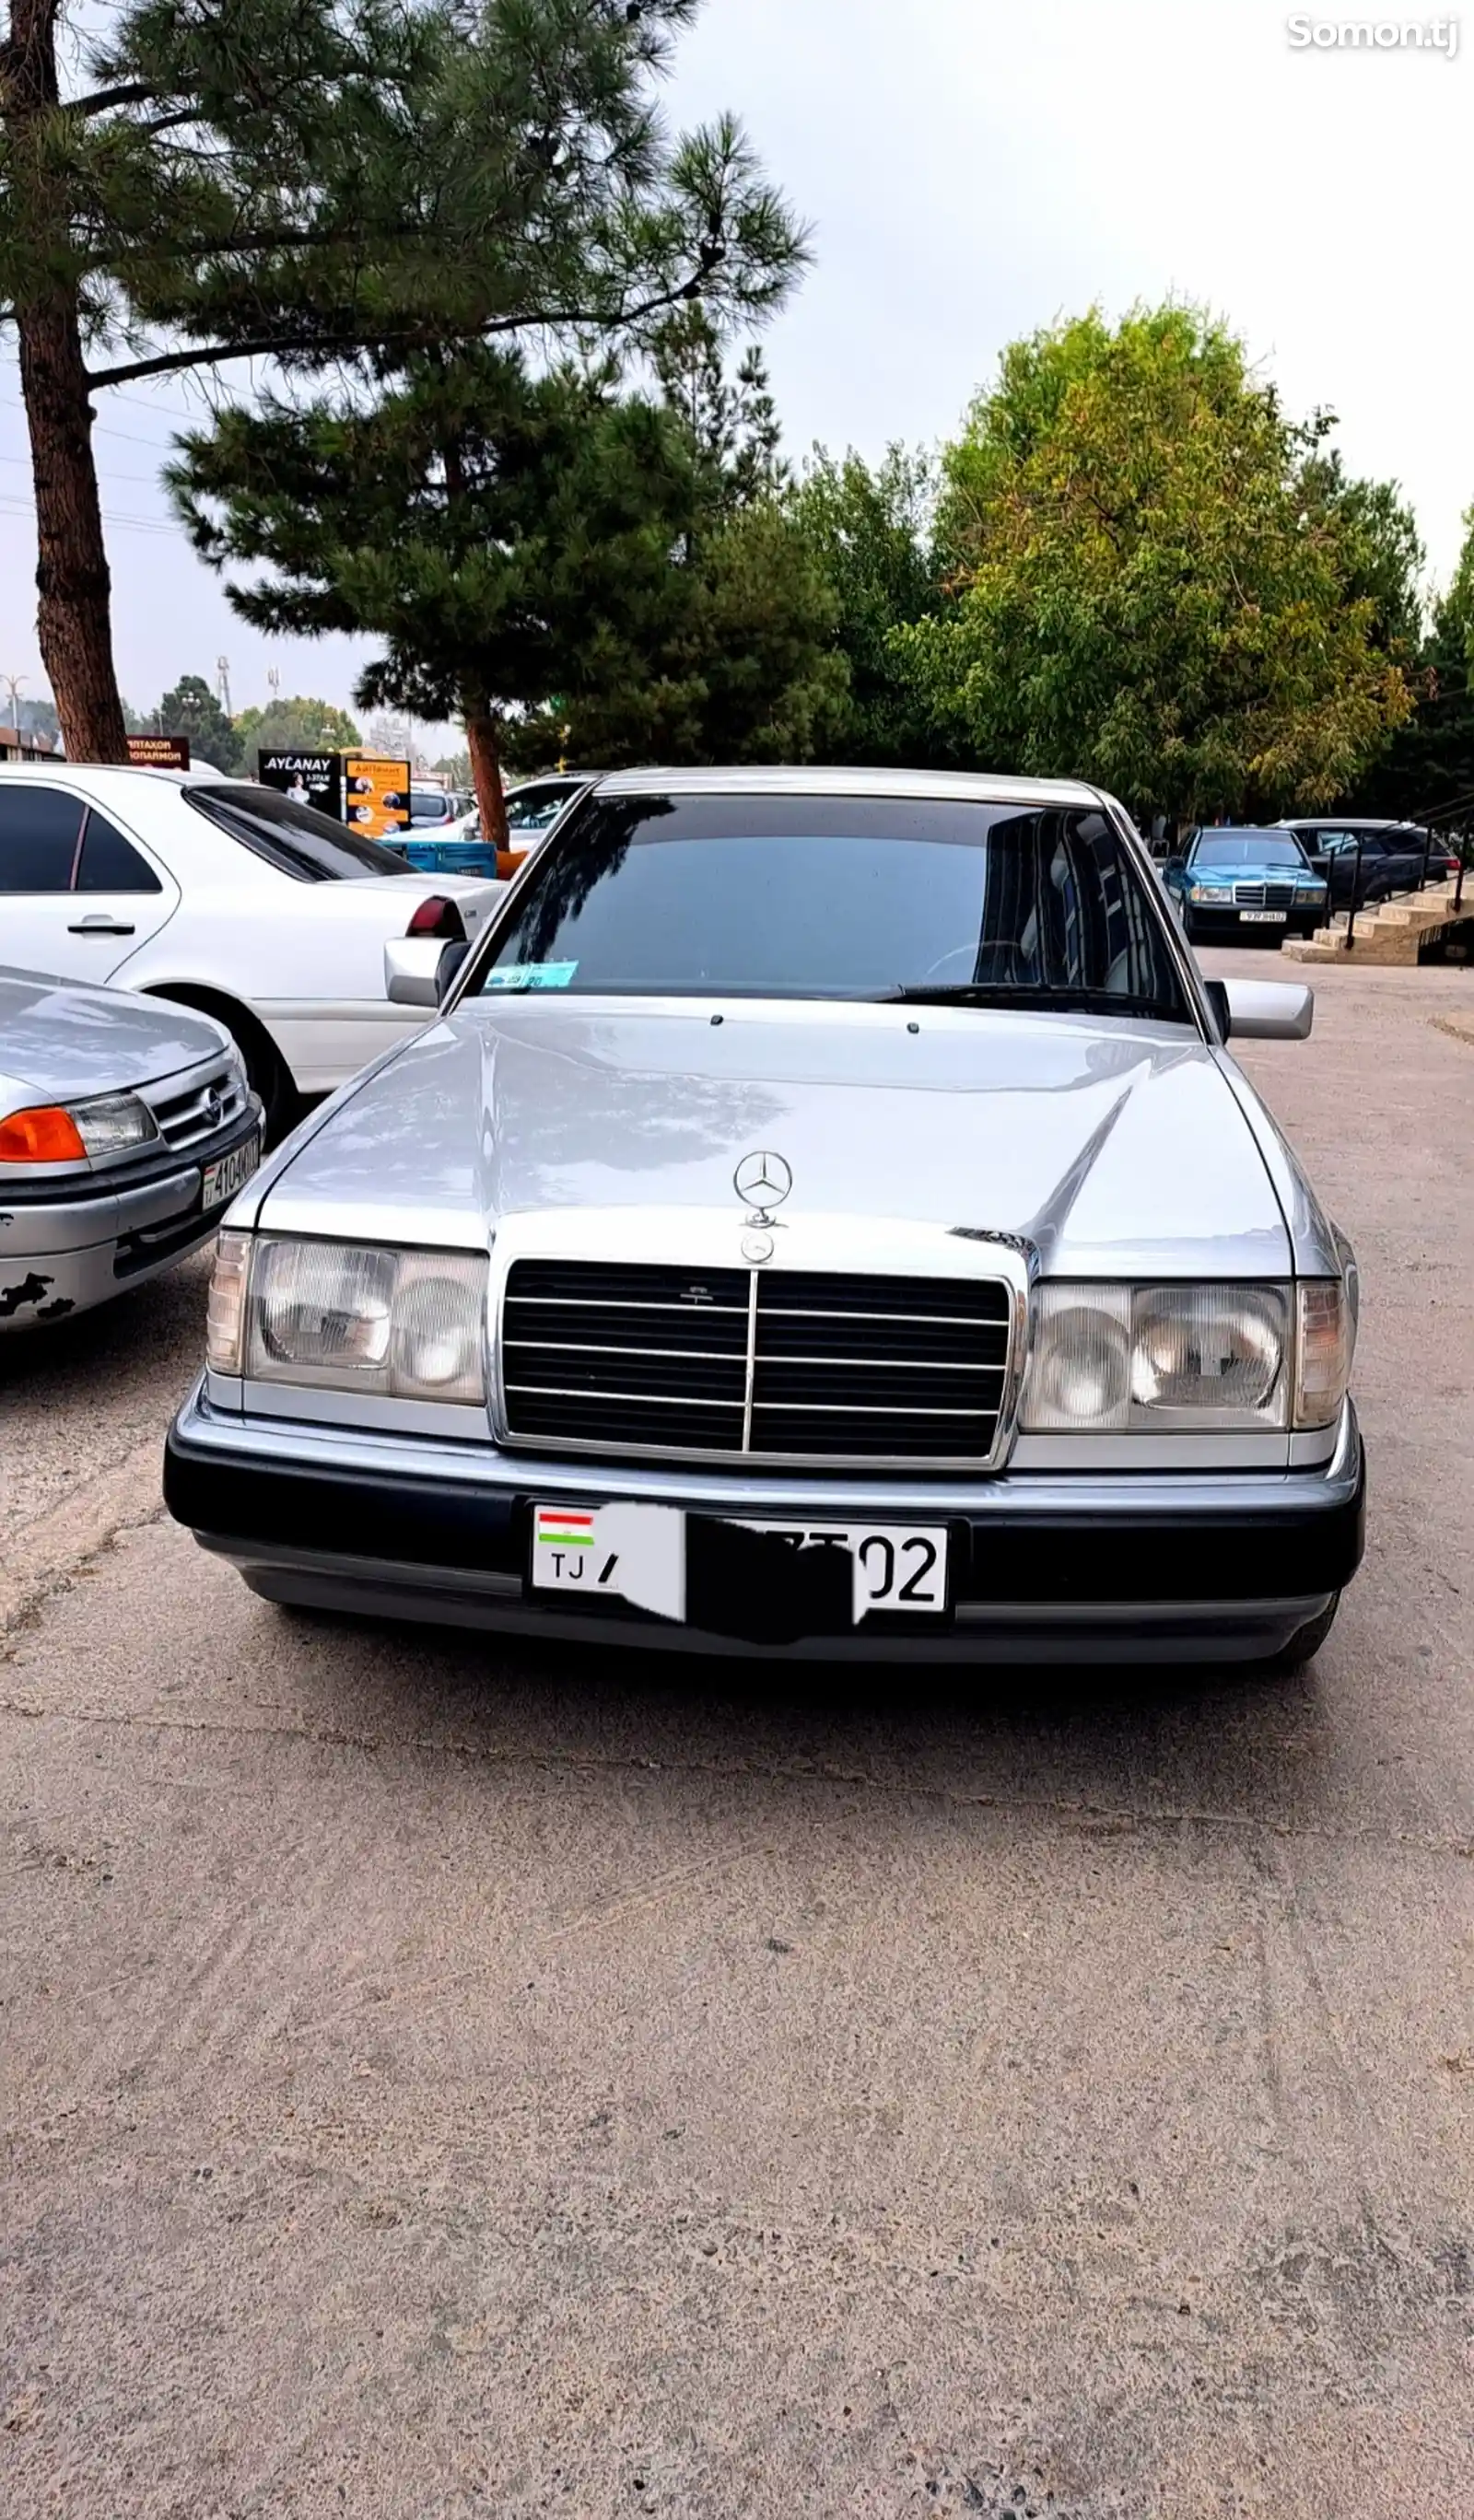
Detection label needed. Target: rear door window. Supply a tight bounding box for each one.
[0,784,85,891]
[76,811,164,892]
[183,782,411,880]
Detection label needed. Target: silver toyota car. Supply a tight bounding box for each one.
[166,770,1364,1668]
[1,965,261,1328]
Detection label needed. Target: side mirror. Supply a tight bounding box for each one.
[435,938,471,1002]
[1218,977,1315,1042]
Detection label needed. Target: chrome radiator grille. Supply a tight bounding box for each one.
[147,1062,249,1150]
[1233,881,1295,910]
[500,1260,1013,1463]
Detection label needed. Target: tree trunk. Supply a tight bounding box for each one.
[464,702,517,875]
[6,0,129,761]
[18,299,129,762]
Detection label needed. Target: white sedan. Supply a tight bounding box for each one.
[0,763,502,1137]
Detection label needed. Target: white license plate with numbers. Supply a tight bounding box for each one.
[531,1504,948,1625]
[1238,909,1288,923]
[202,1131,260,1210]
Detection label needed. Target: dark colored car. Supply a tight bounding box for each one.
[1161,829,1328,944]
[1283,820,1460,911]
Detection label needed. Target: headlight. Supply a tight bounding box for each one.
[0,1091,158,1167]
[1024,1282,1353,1432]
[1187,881,1234,903]
[207,1235,487,1404]
[1024,1283,1292,1429]
[1294,884,1324,903]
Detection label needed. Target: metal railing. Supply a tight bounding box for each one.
[1342,806,1469,948]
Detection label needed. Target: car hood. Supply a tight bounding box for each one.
[252,997,1293,1277]
[0,963,229,1109]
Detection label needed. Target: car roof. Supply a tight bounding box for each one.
[0,760,230,791]
[1190,825,1305,841]
[588,765,1106,807]
[1284,815,1423,831]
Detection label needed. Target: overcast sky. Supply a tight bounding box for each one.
[2,0,1468,734]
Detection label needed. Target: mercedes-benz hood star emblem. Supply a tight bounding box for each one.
[734,1150,793,1224]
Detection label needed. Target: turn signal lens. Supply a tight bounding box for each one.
[0,1105,88,1164]
[1293,1281,1351,1429]
[206,1231,252,1374]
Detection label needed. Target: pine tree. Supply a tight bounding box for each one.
[0,1,805,761]
[170,349,705,842]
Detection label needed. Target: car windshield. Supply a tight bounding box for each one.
[1192,834,1307,869]
[467,793,1190,1019]
[184,783,412,880]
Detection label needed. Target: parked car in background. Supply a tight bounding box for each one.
[1282,819,1461,910]
[406,785,460,832]
[1162,828,1328,943]
[0,764,502,1140]
[1,965,260,1330]
[168,767,1363,1675]
[422,774,597,881]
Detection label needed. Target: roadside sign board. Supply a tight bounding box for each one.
[127,734,191,770]
[257,750,343,818]
[344,754,411,838]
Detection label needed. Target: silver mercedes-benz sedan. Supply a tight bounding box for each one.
[1,966,261,1328]
[165,770,1364,1668]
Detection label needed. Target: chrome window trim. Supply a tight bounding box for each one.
[486,1208,1035,1474]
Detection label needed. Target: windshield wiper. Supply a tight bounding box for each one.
[875,983,1182,1020]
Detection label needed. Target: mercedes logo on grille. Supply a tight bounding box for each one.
[734,1149,792,1225]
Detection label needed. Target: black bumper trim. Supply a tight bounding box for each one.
[164,1424,1366,1609]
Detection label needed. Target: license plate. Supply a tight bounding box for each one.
[202,1131,260,1210]
[1239,909,1287,923]
[530,1503,949,1626]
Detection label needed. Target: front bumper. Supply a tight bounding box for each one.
[164,1385,1366,1664]
[0,1107,261,1329]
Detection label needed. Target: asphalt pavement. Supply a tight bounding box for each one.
[3,950,1472,2518]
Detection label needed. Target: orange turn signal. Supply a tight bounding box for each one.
[0,1105,88,1163]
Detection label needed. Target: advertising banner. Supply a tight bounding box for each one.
[257,750,344,818]
[126,734,191,770]
[344,755,411,839]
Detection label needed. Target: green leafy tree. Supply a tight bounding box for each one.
[0,0,804,764]
[1349,508,1474,819]
[16,693,58,741]
[788,445,957,765]
[151,671,241,770]
[235,696,362,757]
[901,305,1414,824]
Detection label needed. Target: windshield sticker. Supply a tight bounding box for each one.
[484,960,579,992]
